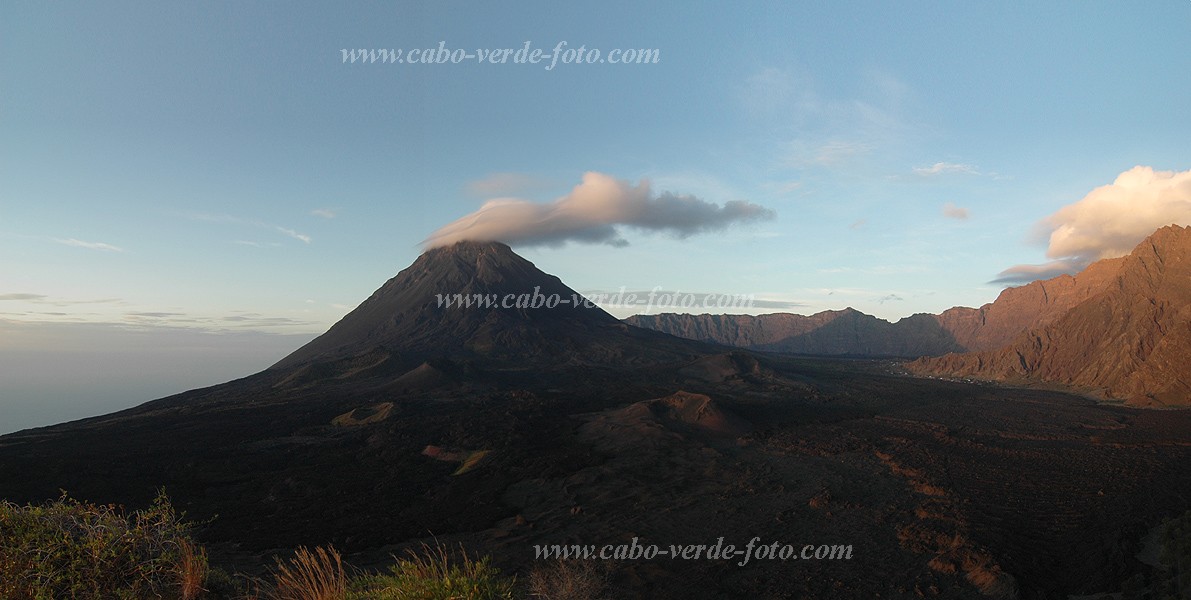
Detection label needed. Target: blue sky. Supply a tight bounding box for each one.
[2,1,1190,433]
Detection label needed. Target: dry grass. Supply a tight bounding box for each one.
[268,545,347,600]
[175,536,210,600]
[528,559,609,600]
[349,541,515,599]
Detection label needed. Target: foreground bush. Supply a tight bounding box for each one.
[0,493,586,600]
[0,491,208,600]
[346,543,515,600]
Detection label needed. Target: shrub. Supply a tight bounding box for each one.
[528,559,610,600]
[0,490,206,600]
[348,542,515,600]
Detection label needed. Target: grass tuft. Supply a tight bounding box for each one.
[349,542,515,600]
[266,545,348,600]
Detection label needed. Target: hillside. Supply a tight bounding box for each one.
[912,225,1191,406]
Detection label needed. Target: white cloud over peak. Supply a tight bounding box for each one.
[994,166,1191,284]
[424,171,775,249]
[1041,166,1191,261]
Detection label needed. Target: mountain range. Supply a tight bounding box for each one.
[628,224,1191,405]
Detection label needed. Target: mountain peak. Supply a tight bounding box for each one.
[272,242,624,370]
[913,223,1191,405]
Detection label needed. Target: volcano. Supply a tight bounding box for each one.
[5,239,1191,598]
[273,241,699,374]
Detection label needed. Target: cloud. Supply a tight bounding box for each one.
[179,211,312,244]
[466,172,552,197]
[942,202,970,220]
[423,171,776,249]
[990,259,1084,285]
[914,162,980,176]
[996,166,1191,283]
[276,227,311,244]
[1041,166,1191,261]
[310,208,336,219]
[0,293,47,301]
[785,140,874,168]
[54,238,124,252]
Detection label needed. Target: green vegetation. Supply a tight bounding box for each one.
[0,494,585,600]
[0,492,209,600]
[347,543,515,600]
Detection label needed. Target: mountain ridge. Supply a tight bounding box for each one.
[911,224,1191,405]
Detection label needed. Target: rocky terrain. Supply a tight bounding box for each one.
[912,225,1191,406]
[627,246,1129,357]
[630,225,1191,405]
[2,239,1190,598]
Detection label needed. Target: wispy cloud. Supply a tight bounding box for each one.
[914,162,980,176]
[276,227,311,244]
[990,259,1084,285]
[784,140,874,168]
[310,208,337,219]
[233,240,282,248]
[942,202,970,220]
[179,211,312,245]
[0,293,48,301]
[54,238,124,252]
[424,171,775,249]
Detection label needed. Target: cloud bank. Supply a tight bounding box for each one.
[424,172,776,249]
[995,166,1191,284]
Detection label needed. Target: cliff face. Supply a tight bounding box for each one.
[627,225,1191,405]
[912,225,1191,406]
[934,255,1127,352]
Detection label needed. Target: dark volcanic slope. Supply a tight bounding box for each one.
[3,240,1191,598]
[913,224,1191,406]
[275,241,697,371]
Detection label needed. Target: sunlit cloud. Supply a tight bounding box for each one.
[996,166,1191,283]
[424,171,775,249]
[54,238,124,252]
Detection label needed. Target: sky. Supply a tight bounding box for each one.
[2,1,1190,433]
